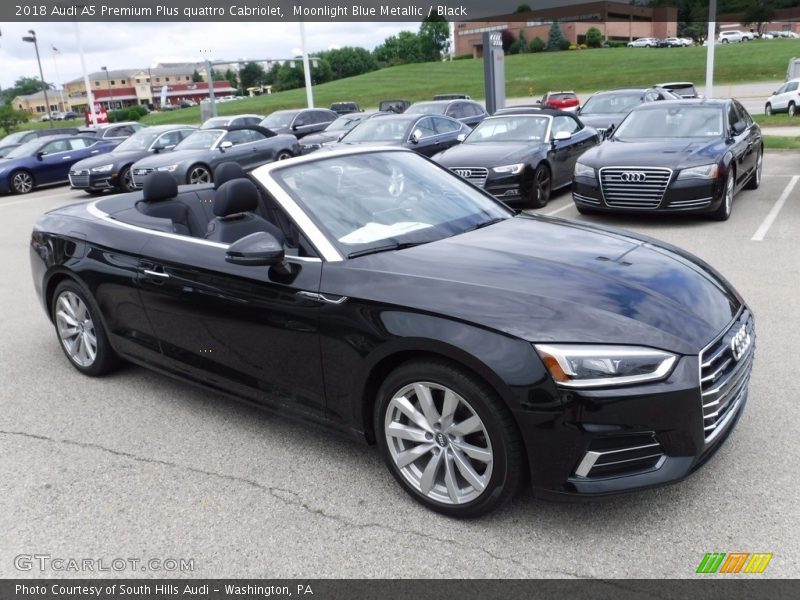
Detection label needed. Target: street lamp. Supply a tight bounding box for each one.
[22,30,52,127]
[101,66,115,111]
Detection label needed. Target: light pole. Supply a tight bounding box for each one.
[101,66,115,111]
[22,30,52,127]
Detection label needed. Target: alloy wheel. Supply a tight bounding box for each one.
[11,171,33,194]
[789,103,796,117]
[55,291,98,367]
[384,381,493,505]
[120,167,134,192]
[188,166,211,184]
[724,172,734,216]
[765,104,772,116]
[276,151,292,161]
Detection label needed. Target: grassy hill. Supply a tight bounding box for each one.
[19,39,800,130]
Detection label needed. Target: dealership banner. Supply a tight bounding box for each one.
[2,580,798,600]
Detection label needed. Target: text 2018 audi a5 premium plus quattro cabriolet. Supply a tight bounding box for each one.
[30,147,755,517]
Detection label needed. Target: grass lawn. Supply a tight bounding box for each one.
[754,113,800,126]
[763,135,800,150]
[10,39,800,131]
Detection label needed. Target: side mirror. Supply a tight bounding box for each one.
[219,141,233,151]
[409,129,422,144]
[456,133,467,142]
[732,120,746,135]
[337,132,346,142]
[225,231,285,266]
[605,124,616,138]
[553,131,572,143]
[36,151,45,160]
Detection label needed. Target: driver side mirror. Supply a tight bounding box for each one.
[36,151,45,160]
[225,231,285,266]
[456,133,467,142]
[219,141,233,152]
[152,144,175,153]
[409,129,422,144]
[553,131,572,143]
[604,124,616,139]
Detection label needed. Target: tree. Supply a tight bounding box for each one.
[500,30,516,53]
[191,69,203,83]
[317,47,377,80]
[586,27,604,48]
[518,30,529,53]
[224,68,238,90]
[373,31,425,66]
[273,63,304,92]
[208,68,225,82]
[547,21,569,51]
[1,76,51,104]
[0,105,30,135]
[419,14,450,61]
[508,39,523,54]
[515,4,531,12]
[529,37,546,53]
[239,61,266,89]
[741,0,776,35]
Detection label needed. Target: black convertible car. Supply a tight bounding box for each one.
[433,110,600,207]
[31,147,754,517]
[572,99,763,220]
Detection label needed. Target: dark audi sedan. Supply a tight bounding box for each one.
[334,114,469,156]
[572,99,763,220]
[31,147,754,517]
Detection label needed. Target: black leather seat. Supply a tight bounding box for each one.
[136,172,205,236]
[206,179,286,244]
[191,162,249,222]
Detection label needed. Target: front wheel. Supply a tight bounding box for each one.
[744,149,763,190]
[710,169,735,221]
[527,164,552,209]
[117,165,135,192]
[10,170,34,194]
[789,102,796,117]
[52,280,121,376]
[276,150,293,161]
[186,164,212,185]
[375,360,524,518]
[765,103,772,116]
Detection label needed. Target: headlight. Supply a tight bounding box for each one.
[677,163,719,180]
[574,162,595,178]
[90,164,113,173]
[534,344,677,388]
[492,163,525,175]
[157,165,178,173]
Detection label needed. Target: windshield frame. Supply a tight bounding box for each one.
[464,114,552,144]
[613,105,726,141]
[173,129,224,151]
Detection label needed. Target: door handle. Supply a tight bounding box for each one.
[142,269,169,279]
[90,150,100,154]
[62,156,72,160]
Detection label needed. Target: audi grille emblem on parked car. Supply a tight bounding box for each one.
[730,324,751,361]
[454,169,472,178]
[620,171,647,183]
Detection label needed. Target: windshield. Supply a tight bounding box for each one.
[326,114,367,132]
[201,117,230,129]
[405,103,446,115]
[0,131,29,146]
[667,85,697,96]
[466,116,549,143]
[261,111,298,129]
[272,151,511,256]
[341,118,413,143]
[4,138,43,159]
[174,130,222,150]
[581,93,643,115]
[614,106,724,139]
[114,129,161,152]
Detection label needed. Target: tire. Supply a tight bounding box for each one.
[51,280,121,376]
[765,103,772,116]
[744,149,763,190]
[276,150,293,161]
[375,359,524,518]
[789,102,796,117]
[710,169,735,221]
[722,39,729,43]
[186,164,212,185]
[117,165,135,192]
[527,164,551,209]
[9,170,34,194]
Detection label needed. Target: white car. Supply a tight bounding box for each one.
[718,30,745,43]
[627,37,658,48]
[664,37,690,47]
[765,78,800,117]
[741,31,756,41]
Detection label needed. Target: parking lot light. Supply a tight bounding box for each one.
[22,30,52,128]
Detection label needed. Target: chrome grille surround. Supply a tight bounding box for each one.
[450,167,488,188]
[699,309,755,443]
[131,167,154,189]
[573,192,601,205]
[599,166,672,209]
[68,170,90,188]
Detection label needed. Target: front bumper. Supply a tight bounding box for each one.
[69,170,119,191]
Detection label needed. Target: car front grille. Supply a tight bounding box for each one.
[131,167,153,189]
[573,192,601,205]
[450,167,488,188]
[574,434,665,479]
[699,310,755,443]
[69,170,90,188]
[599,166,672,209]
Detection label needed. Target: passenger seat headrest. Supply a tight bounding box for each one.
[214,162,246,189]
[213,179,260,217]
[142,172,178,203]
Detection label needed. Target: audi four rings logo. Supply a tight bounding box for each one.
[454,169,472,178]
[620,171,647,182]
[730,324,751,361]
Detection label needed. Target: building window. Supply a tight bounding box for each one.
[110,80,115,85]
[121,80,126,84]
[136,78,141,83]
[155,78,160,82]
[146,78,151,82]
[185,76,190,81]
[94,81,100,87]
[36,106,45,113]
[165,77,170,82]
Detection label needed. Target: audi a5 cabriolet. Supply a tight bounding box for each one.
[30,147,755,517]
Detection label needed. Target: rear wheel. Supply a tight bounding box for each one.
[789,102,796,117]
[187,164,211,185]
[744,149,763,190]
[276,150,293,161]
[710,169,735,221]
[765,103,772,116]
[375,360,524,518]
[527,164,551,209]
[10,170,34,194]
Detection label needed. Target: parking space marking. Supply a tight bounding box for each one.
[544,203,575,217]
[751,175,799,241]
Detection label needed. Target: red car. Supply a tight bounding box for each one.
[542,91,580,112]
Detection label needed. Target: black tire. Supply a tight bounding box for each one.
[186,164,212,185]
[51,280,121,377]
[117,165,135,192]
[276,150,293,161]
[765,103,772,116]
[722,39,729,43]
[744,149,763,190]
[789,102,796,117]
[710,169,735,221]
[527,164,552,209]
[9,170,34,194]
[375,359,524,518]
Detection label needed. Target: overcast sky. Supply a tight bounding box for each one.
[0,21,422,90]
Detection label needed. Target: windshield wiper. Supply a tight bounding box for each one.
[347,241,428,259]
[464,217,507,232]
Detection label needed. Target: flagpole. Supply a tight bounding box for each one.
[73,21,97,125]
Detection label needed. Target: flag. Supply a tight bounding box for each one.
[52,45,60,54]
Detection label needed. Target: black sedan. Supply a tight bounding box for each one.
[259,109,339,139]
[299,111,387,152]
[433,110,600,207]
[405,100,488,128]
[69,125,196,193]
[334,114,469,156]
[572,99,763,220]
[577,88,680,137]
[129,126,299,188]
[31,147,754,517]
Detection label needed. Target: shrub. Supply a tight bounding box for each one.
[586,27,603,48]
[508,39,523,54]
[529,37,546,53]
[569,44,578,50]
[126,109,141,121]
[453,53,474,60]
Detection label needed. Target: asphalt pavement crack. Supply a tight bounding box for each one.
[2,428,608,579]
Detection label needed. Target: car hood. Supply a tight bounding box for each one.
[71,149,151,171]
[322,216,741,354]
[132,149,213,169]
[578,113,628,129]
[302,131,341,145]
[580,137,727,168]
[434,143,540,167]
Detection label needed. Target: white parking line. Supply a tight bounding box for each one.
[544,203,575,217]
[751,175,799,241]
[0,190,79,208]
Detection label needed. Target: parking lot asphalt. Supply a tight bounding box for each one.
[1,151,798,579]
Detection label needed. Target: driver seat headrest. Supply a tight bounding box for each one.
[142,172,178,203]
[213,179,260,217]
[214,162,246,189]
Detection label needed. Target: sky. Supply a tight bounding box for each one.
[0,21,421,90]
